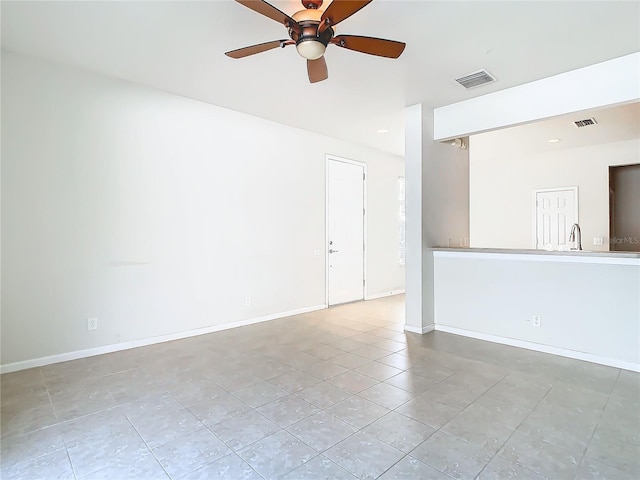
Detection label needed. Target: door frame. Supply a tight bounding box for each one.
[325,154,367,307]
[532,186,579,249]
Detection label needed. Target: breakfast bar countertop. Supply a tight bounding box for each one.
[431,247,640,259]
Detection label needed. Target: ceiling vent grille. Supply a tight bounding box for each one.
[573,117,598,128]
[454,70,497,89]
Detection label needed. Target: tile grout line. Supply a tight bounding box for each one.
[390,371,509,479]
[570,368,621,480]
[244,378,403,478]
[61,436,79,480]
[133,391,268,480]
[373,393,458,480]
[366,353,504,478]
[296,351,506,478]
[124,414,173,480]
[41,368,60,424]
[474,378,554,479]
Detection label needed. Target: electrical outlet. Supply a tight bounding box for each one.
[532,315,541,327]
[87,317,98,331]
[313,249,320,256]
[593,237,604,246]
[244,296,251,306]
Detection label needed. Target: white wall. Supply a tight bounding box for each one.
[1,52,404,368]
[470,138,640,250]
[434,252,640,370]
[404,105,425,332]
[404,104,469,333]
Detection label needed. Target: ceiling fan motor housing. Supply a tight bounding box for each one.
[290,9,334,60]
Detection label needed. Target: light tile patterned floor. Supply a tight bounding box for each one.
[1,295,639,479]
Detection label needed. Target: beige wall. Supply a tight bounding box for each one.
[469,137,640,250]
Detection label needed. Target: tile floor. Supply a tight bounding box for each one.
[1,295,639,479]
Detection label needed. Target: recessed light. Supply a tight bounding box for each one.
[547,138,561,143]
[377,129,388,134]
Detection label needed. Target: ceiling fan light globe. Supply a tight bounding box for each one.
[296,40,326,60]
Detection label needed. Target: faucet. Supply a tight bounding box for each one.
[569,223,582,251]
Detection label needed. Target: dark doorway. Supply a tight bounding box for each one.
[609,164,640,252]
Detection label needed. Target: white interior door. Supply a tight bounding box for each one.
[327,158,365,306]
[535,187,578,250]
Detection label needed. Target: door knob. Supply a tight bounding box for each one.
[329,249,339,253]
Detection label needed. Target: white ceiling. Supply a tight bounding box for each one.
[471,102,640,159]
[2,0,639,156]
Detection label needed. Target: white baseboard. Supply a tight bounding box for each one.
[404,323,435,335]
[365,289,405,301]
[435,325,640,373]
[0,304,327,374]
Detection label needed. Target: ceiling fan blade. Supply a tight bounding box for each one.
[331,35,406,58]
[235,0,301,34]
[225,39,290,59]
[307,57,328,83]
[319,0,372,31]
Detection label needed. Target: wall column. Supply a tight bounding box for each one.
[405,104,470,333]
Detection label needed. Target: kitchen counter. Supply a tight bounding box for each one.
[431,247,640,371]
[432,247,640,265]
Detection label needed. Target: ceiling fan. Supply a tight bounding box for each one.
[225,0,406,83]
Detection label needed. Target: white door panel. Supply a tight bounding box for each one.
[535,187,577,250]
[327,159,364,305]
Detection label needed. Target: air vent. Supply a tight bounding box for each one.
[454,70,497,89]
[573,117,598,128]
